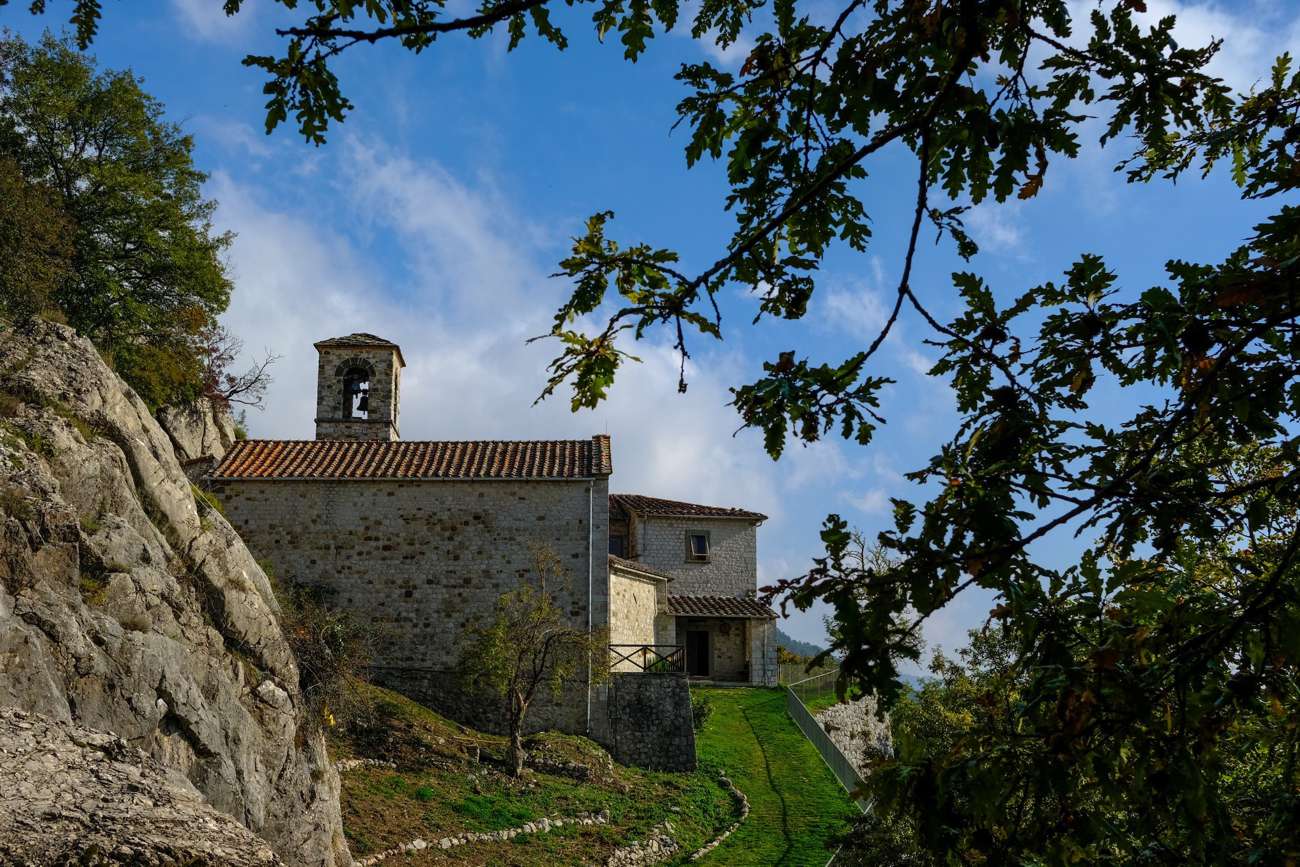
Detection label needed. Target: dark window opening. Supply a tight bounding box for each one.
[609,534,627,557]
[342,367,370,420]
[687,531,710,562]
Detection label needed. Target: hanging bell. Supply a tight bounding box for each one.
[356,393,369,414]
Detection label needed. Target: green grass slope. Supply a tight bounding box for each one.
[693,688,857,866]
[328,683,733,865]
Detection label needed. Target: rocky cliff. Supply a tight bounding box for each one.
[0,321,347,865]
[0,707,281,865]
[156,396,239,482]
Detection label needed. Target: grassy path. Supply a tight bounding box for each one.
[693,687,857,867]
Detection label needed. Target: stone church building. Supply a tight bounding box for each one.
[210,333,777,743]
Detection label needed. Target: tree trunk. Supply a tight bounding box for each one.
[508,725,525,777]
[506,695,528,777]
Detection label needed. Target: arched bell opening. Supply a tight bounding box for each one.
[342,367,371,420]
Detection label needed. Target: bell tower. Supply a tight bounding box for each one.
[313,333,404,441]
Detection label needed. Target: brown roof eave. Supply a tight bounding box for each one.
[212,474,606,483]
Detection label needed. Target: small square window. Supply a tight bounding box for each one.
[686,531,710,562]
[609,534,627,557]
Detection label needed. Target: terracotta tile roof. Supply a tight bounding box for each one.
[212,435,613,481]
[608,554,674,582]
[666,594,776,619]
[313,333,406,366]
[609,493,767,522]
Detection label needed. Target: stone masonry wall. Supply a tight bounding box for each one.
[748,618,779,686]
[633,516,757,597]
[609,569,660,671]
[215,476,609,735]
[314,346,400,441]
[606,673,696,771]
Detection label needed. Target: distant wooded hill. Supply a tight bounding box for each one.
[774,627,825,660]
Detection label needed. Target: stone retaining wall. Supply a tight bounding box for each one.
[605,673,696,771]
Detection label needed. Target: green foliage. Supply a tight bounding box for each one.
[0,155,72,322]
[0,483,34,521]
[78,570,110,605]
[190,483,225,516]
[774,627,823,661]
[273,578,374,730]
[3,423,52,458]
[0,33,232,407]
[689,690,713,732]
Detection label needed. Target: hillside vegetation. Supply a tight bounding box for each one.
[330,684,857,866]
[329,683,735,865]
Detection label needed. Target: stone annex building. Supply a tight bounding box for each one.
[209,333,778,748]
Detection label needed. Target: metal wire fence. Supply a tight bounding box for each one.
[784,672,867,813]
[778,660,839,686]
[785,667,840,710]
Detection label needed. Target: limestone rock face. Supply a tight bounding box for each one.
[815,695,891,778]
[0,322,347,866]
[156,398,238,477]
[0,707,281,866]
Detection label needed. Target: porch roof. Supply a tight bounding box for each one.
[667,594,777,620]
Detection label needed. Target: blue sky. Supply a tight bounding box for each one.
[8,0,1298,664]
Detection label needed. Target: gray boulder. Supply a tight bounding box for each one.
[0,707,280,866]
[0,321,347,866]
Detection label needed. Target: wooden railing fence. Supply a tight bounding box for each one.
[608,644,685,673]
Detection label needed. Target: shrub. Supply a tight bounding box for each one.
[272,578,373,730]
[78,571,110,605]
[690,691,713,733]
[0,484,34,520]
[457,544,610,777]
[190,483,224,516]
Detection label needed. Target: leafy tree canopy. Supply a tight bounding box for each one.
[18,0,1300,860]
[0,154,72,322]
[0,33,233,408]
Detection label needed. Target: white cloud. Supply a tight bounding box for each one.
[697,29,756,67]
[823,282,891,337]
[845,487,890,514]
[670,0,758,67]
[964,201,1027,257]
[900,347,935,377]
[171,0,256,43]
[193,117,274,160]
[783,439,861,490]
